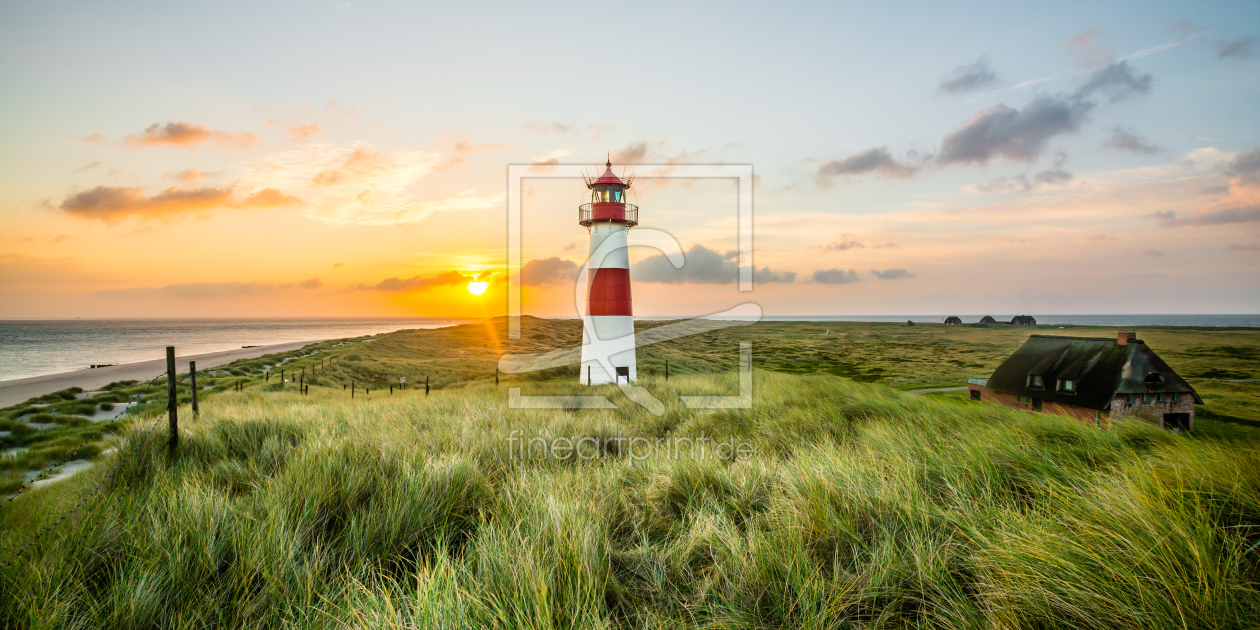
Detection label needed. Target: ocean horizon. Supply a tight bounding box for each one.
[2,314,1257,383]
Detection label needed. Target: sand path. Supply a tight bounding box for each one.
[0,340,318,408]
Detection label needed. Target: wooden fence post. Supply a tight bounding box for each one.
[665,359,669,381]
[352,382,355,398]
[426,375,430,396]
[190,361,199,420]
[300,372,304,394]
[166,346,178,454]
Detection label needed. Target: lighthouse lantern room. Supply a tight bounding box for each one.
[579,160,638,385]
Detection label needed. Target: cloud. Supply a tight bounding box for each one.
[1226,243,1259,252]
[1065,30,1116,68]
[1142,249,1165,257]
[938,61,1151,165]
[452,139,507,153]
[938,56,998,94]
[870,268,915,280]
[611,141,651,163]
[96,279,325,299]
[0,254,115,286]
[60,185,302,222]
[633,244,794,284]
[1146,210,1175,220]
[1076,62,1153,103]
[823,238,865,251]
[525,121,572,134]
[332,262,345,269]
[288,124,321,141]
[355,270,472,292]
[811,268,859,284]
[164,168,219,183]
[521,257,579,286]
[976,167,1073,193]
[816,147,919,185]
[1216,36,1256,59]
[1161,146,1260,227]
[754,266,797,283]
[76,161,102,172]
[1102,126,1160,154]
[234,143,503,225]
[122,122,258,149]
[81,133,109,144]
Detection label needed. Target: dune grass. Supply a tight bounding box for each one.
[1,371,1257,629]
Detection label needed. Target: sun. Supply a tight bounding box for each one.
[467,281,488,296]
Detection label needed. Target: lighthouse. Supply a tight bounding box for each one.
[579,160,639,385]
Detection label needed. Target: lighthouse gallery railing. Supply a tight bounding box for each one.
[578,203,638,228]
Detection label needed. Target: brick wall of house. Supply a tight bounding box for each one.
[1108,394,1196,431]
[977,387,1107,426]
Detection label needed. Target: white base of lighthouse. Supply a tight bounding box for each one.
[580,315,637,385]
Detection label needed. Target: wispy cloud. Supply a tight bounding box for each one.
[234,143,503,225]
[938,56,998,94]
[60,185,302,222]
[119,122,258,149]
[870,268,915,280]
[355,270,486,292]
[288,124,321,142]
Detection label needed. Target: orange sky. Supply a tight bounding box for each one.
[2,3,1257,318]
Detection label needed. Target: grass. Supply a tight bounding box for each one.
[1,317,1258,627]
[1,370,1258,628]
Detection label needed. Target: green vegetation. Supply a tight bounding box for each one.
[1,318,1258,628]
[1,372,1258,628]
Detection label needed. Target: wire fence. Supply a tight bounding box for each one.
[0,344,361,574]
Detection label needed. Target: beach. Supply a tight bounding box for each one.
[0,340,317,407]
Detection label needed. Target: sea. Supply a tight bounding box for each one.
[1,315,1257,383]
[0,318,474,382]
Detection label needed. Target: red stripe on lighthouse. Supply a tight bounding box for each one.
[587,268,633,316]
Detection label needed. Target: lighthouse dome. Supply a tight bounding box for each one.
[591,160,629,188]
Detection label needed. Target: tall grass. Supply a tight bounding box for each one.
[1,372,1257,629]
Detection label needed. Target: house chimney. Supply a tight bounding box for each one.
[1117,331,1137,345]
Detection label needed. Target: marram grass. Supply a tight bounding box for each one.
[0,372,1257,629]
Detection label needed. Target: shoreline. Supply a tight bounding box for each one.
[0,340,320,408]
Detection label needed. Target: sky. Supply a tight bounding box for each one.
[1,0,1257,319]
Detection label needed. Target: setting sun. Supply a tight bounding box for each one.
[466,281,488,296]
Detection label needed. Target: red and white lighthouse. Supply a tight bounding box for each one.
[579,160,639,385]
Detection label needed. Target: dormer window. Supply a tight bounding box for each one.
[1058,379,1075,393]
[1144,373,1163,385]
[1027,374,1044,389]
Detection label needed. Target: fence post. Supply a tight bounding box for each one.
[266,370,269,382]
[190,361,199,420]
[426,375,430,396]
[665,359,669,381]
[587,365,591,386]
[300,372,304,394]
[352,382,355,398]
[495,369,499,386]
[166,346,178,454]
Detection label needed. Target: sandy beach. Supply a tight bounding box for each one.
[0,340,318,408]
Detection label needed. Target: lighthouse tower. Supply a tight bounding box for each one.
[579,160,639,385]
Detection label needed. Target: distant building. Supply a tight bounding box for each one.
[967,331,1201,431]
[944,316,962,325]
[979,315,998,324]
[1010,315,1037,325]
